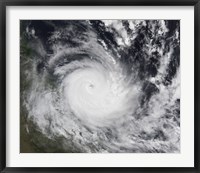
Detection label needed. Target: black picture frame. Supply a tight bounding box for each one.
[0,0,199,172]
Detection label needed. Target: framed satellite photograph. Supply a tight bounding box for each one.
[0,0,200,173]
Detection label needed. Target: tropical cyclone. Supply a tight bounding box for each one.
[21,20,180,153]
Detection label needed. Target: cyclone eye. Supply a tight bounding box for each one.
[89,84,94,88]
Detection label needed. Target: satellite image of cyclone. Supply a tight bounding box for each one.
[20,20,180,153]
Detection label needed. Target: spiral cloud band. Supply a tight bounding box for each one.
[20,20,180,153]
